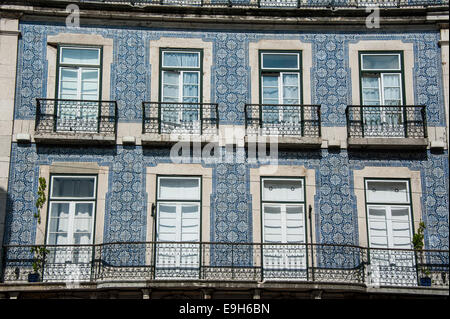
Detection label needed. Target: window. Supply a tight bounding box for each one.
[45,175,97,281]
[259,51,302,133]
[365,179,412,250]
[155,176,201,278]
[359,52,405,137]
[56,46,102,132]
[364,179,416,286]
[360,53,403,106]
[261,177,307,279]
[160,49,202,133]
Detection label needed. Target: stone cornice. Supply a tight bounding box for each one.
[0,1,448,29]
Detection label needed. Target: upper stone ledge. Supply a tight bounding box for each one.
[2,0,449,19]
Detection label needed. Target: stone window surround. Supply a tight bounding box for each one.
[145,163,213,244]
[46,33,114,100]
[35,162,109,245]
[249,165,317,245]
[349,40,414,106]
[353,166,423,248]
[249,39,312,105]
[149,37,213,104]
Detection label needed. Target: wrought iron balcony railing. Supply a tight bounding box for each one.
[35,98,118,136]
[245,104,321,137]
[20,0,449,9]
[345,105,427,139]
[2,242,448,288]
[142,102,219,135]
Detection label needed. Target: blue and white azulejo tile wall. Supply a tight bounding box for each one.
[4,22,448,260]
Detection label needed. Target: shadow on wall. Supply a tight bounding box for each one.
[0,186,10,280]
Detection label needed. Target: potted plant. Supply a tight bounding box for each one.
[28,177,48,283]
[28,246,49,282]
[412,221,431,286]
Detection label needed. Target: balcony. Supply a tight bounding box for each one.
[345,105,428,149]
[3,242,447,290]
[141,102,219,145]
[34,98,118,145]
[245,104,322,148]
[24,0,449,9]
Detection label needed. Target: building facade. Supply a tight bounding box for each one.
[0,0,448,299]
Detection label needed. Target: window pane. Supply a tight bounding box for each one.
[285,205,305,243]
[181,204,199,242]
[182,72,199,102]
[163,51,199,68]
[366,181,409,204]
[362,54,400,70]
[158,204,177,241]
[59,68,78,99]
[158,177,200,200]
[368,206,388,248]
[48,233,68,245]
[163,71,180,102]
[52,177,95,198]
[262,179,304,202]
[262,53,298,69]
[263,205,282,243]
[391,207,412,249]
[73,203,93,233]
[61,48,100,65]
[282,73,300,104]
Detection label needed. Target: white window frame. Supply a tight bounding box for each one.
[261,177,307,279]
[261,177,306,244]
[261,52,300,71]
[360,52,403,106]
[47,175,97,246]
[58,46,101,101]
[155,176,202,277]
[364,179,413,250]
[44,175,97,282]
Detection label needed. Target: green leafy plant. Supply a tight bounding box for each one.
[34,177,47,224]
[412,221,431,279]
[30,246,50,275]
[30,177,48,279]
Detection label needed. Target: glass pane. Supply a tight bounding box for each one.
[262,75,279,105]
[262,53,299,69]
[283,73,300,104]
[181,205,199,242]
[391,206,412,248]
[48,233,68,245]
[61,48,100,65]
[368,207,388,248]
[182,72,199,102]
[50,202,70,219]
[362,75,380,105]
[60,68,78,99]
[163,51,199,68]
[362,54,400,70]
[366,181,409,204]
[158,178,200,200]
[263,205,282,243]
[163,72,180,102]
[262,179,304,202]
[73,233,92,245]
[74,203,93,233]
[158,204,177,241]
[52,177,95,198]
[285,205,305,243]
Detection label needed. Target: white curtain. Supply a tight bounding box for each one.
[163,52,199,68]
